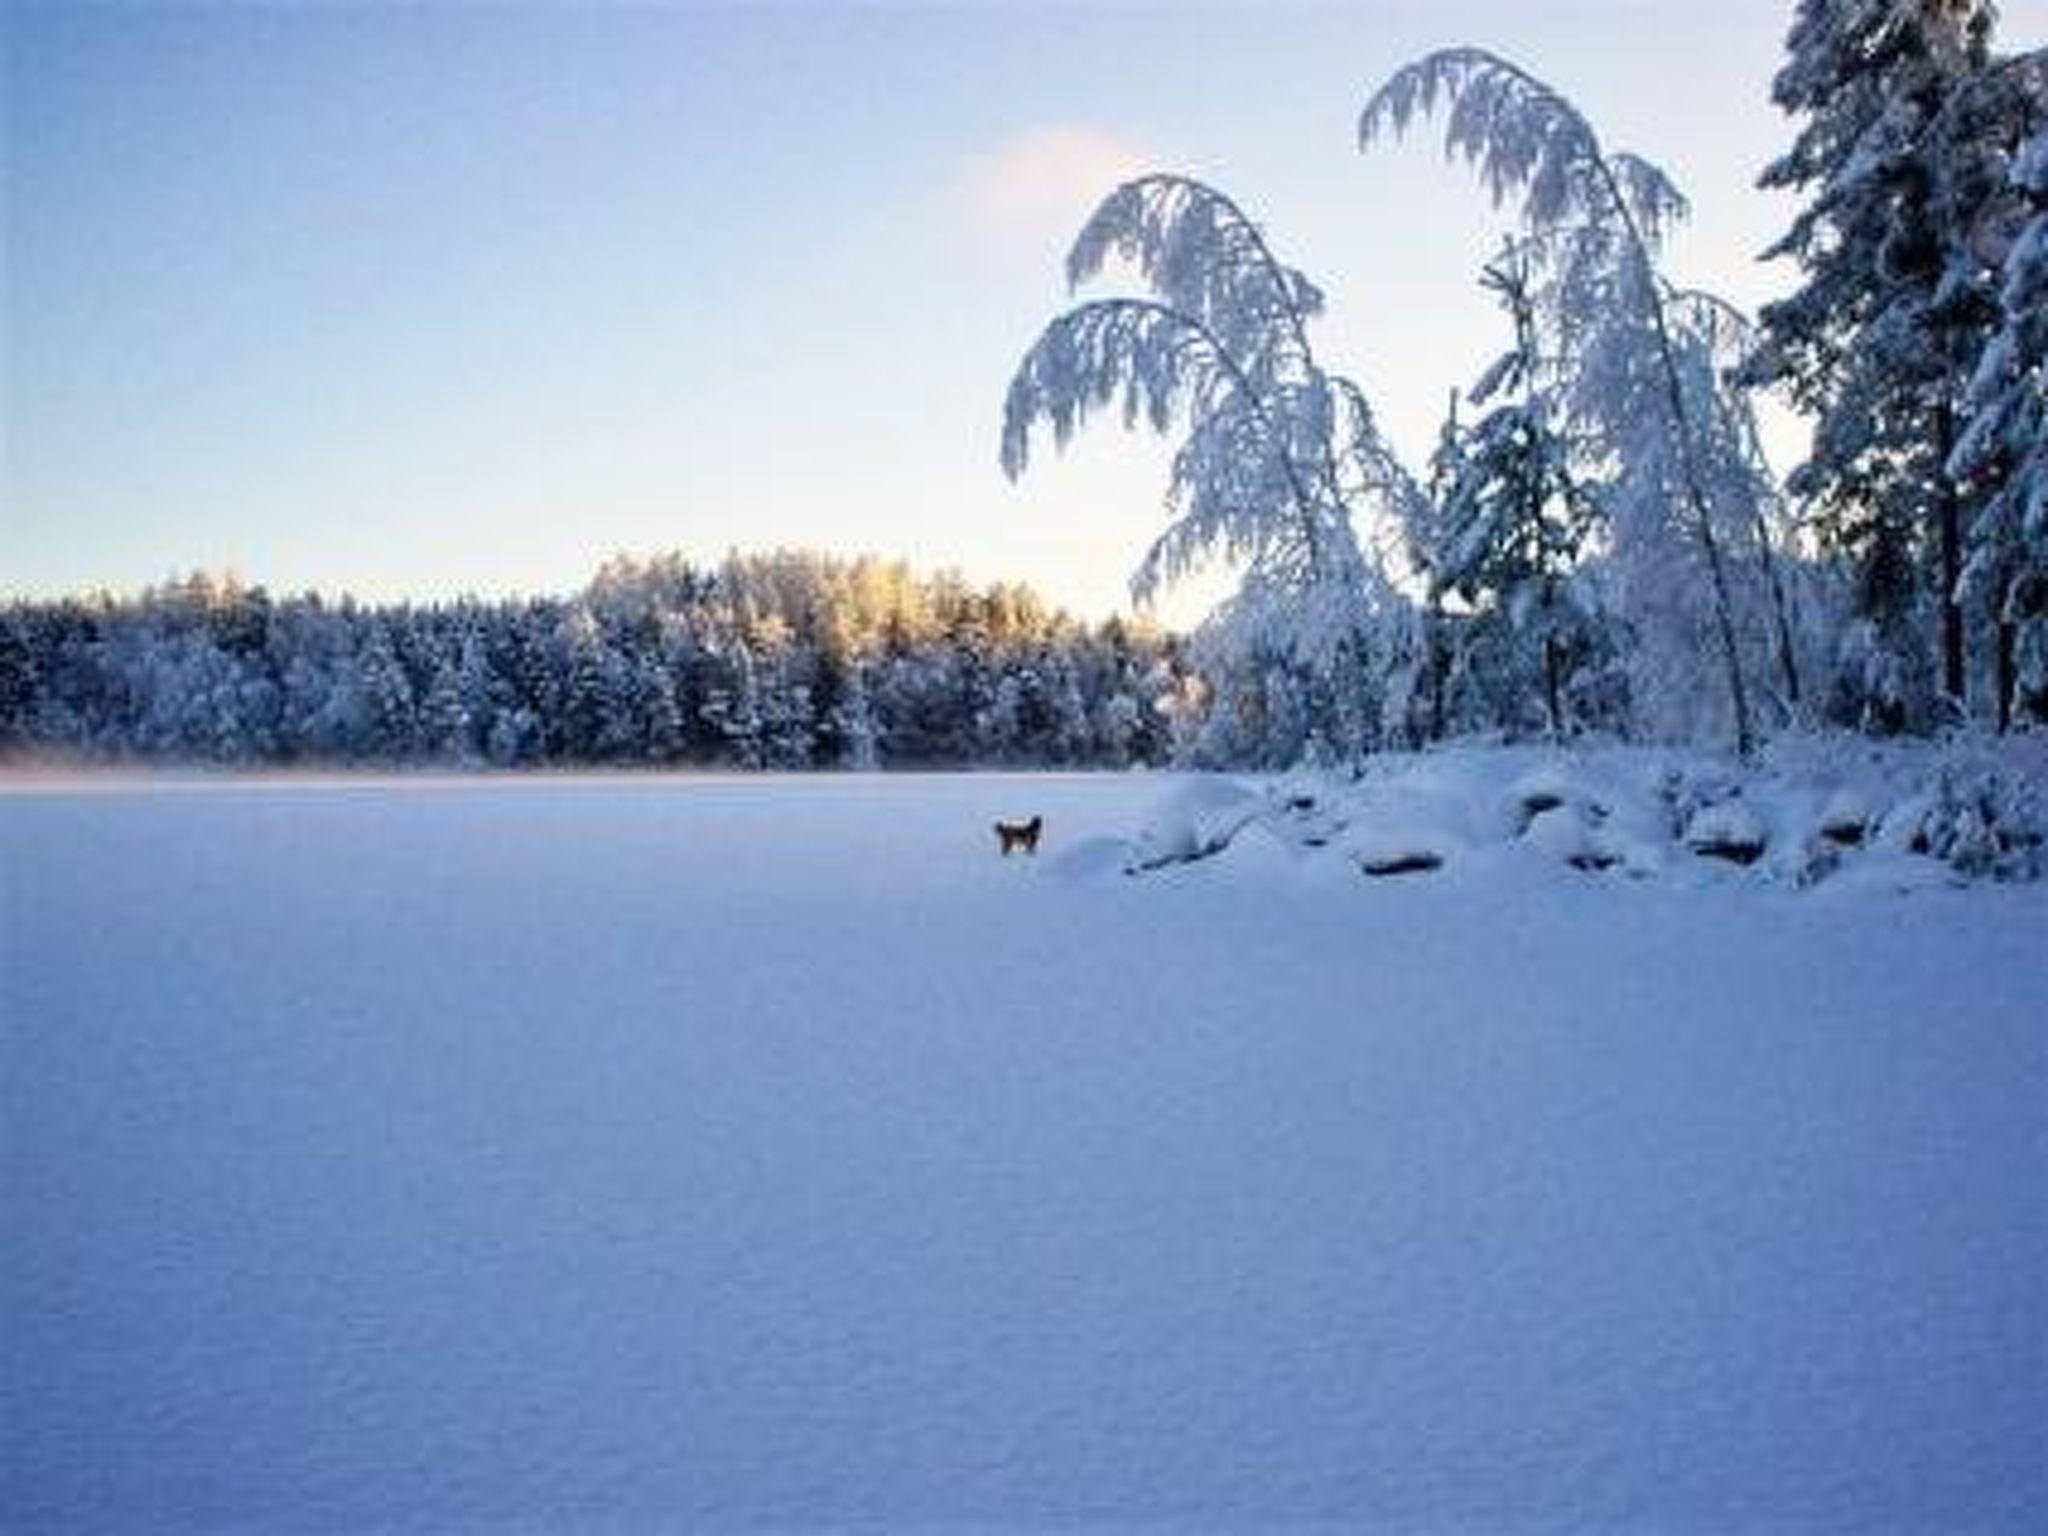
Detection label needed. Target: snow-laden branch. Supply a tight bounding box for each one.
[1360,47,1688,247]
[1361,46,1757,753]
[1001,173,1411,752]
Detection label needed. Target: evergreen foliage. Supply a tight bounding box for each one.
[1750,1,2046,727]
[1951,124,2048,723]
[1422,246,1605,742]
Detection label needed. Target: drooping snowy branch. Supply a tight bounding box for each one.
[1362,47,1760,751]
[1360,48,1688,248]
[1066,175,1326,382]
[1002,174,1411,755]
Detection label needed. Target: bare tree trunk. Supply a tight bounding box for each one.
[1696,380,1803,716]
[1651,343,1756,758]
[1603,182,1755,758]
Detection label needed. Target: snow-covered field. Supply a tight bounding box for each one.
[4,764,2045,1534]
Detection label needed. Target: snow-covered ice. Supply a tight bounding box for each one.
[4,765,2045,1533]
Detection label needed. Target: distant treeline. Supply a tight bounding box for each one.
[0,552,1196,770]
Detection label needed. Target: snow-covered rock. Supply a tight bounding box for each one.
[1524,803,1616,870]
[1264,771,1350,848]
[1684,798,1769,865]
[1817,787,1876,846]
[1127,776,1261,871]
[1341,785,1474,876]
[1503,761,1606,832]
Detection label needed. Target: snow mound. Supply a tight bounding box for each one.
[1818,787,1875,845]
[1044,834,1133,883]
[1341,784,1474,876]
[1524,803,1615,870]
[1127,776,1261,871]
[1224,817,1311,880]
[1503,760,1609,831]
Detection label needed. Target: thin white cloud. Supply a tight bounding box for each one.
[955,125,1150,237]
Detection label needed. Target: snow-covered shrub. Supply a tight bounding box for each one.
[1916,766,2044,880]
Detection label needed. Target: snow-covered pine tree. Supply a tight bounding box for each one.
[1429,244,1600,742]
[1001,173,1415,763]
[1749,2,2043,725]
[699,635,767,769]
[636,652,685,762]
[555,605,633,761]
[352,619,417,762]
[830,659,882,770]
[0,612,36,752]
[1361,47,1760,753]
[1951,123,2048,724]
[419,646,472,763]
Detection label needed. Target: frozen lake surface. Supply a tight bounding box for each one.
[4,769,2045,1533]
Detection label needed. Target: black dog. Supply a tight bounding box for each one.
[994,815,1043,856]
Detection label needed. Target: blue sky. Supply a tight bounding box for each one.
[7,0,2046,620]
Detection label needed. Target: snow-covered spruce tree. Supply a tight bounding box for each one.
[1001,174,1417,763]
[1749,2,2043,726]
[1361,48,1766,753]
[1426,244,1601,742]
[1951,124,2048,724]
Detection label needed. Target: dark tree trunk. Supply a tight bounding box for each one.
[1427,600,1447,744]
[1996,615,2015,735]
[1937,405,1965,710]
[1543,634,1564,745]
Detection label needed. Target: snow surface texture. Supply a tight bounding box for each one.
[4,766,2046,1534]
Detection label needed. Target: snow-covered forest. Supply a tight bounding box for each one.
[1007,13,2048,760]
[0,554,1189,770]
